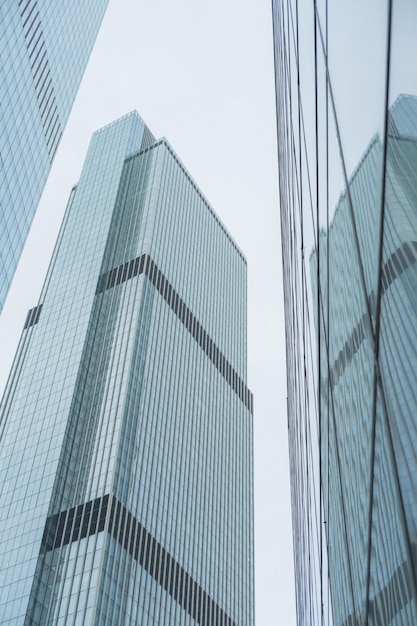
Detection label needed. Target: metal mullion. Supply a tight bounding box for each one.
[177,156,194,321]
[154,305,176,546]
[228,388,237,625]
[161,161,194,602]
[115,508,134,626]
[83,284,128,505]
[194,189,206,359]
[183,320,196,593]
[172,153,185,298]
[226,340,237,623]
[86,285,125,499]
[102,498,121,626]
[112,318,147,626]
[166,300,186,572]
[131,279,154,520]
[299,9,367,620]
[47,497,108,624]
[278,2,316,619]
[109,158,151,512]
[135,147,153,254]
[73,286,125,510]
[120,282,152,624]
[364,1,417,621]
[151,145,169,266]
[147,150,183,572]
[47,193,135,620]
[162,311,184,618]
[324,0,331,619]
[140,296,161,530]
[194,345,206,604]
[306,0,316,621]
[106,157,136,270]
[315,11,375,340]
[177,319,196,578]
[199,350,211,619]
[146,298,169,534]
[126,524,145,625]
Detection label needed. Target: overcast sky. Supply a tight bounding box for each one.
[0,2,295,623]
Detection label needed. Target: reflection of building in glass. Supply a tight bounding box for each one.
[311,95,417,625]
[0,1,109,311]
[0,113,254,625]
[273,0,417,621]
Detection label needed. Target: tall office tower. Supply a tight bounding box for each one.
[0,0,109,311]
[273,1,417,624]
[0,112,254,626]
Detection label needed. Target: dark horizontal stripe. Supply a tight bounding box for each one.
[381,240,417,296]
[330,241,417,389]
[330,314,368,390]
[41,495,236,626]
[96,254,253,413]
[19,0,62,159]
[24,303,42,329]
[341,555,414,626]
[40,495,109,554]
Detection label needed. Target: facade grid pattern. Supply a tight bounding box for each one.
[0,0,109,311]
[272,1,417,624]
[0,112,254,626]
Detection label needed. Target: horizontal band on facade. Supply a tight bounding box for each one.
[19,0,62,159]
[96,253,253,413]
[330,313,368,390]
[380,240,417,295]
[41,494,236,626]
[24,303,43,329]
[329,241,417,389]
[341,554,414,626]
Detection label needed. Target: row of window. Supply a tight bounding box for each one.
[329,240,417,389]
[330,313,368,390]
[19,0,62,159]
[24,303,42,329]
[381,240,417,295]
[41,493,236,626]
[342,556,413,625]
[40,494,109,554]
[96,253,253,413]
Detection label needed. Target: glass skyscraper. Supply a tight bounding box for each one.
[0,0,109,311]
[273,1,417,624]
[0,112,254,625]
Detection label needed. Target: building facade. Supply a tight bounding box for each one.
[0,0,109,311]
[273,2,417,625]
[0,112,254,626]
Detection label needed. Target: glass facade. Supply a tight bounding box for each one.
[273,2,417,625]
[0,0,109,311]
[0,112,254,626]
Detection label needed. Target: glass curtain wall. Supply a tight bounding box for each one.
[0,0,109,311]
[0,112,254,625]
[272,2,417,625]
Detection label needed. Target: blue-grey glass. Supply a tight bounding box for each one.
[0,0,109,312]
[273,0,417,624]
[0,112,254,626]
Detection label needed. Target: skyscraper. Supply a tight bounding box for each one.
[272,1,417,624]
[0,0,109,311]
[0,112,254,625]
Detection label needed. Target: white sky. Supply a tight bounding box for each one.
[0,1,296,623]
